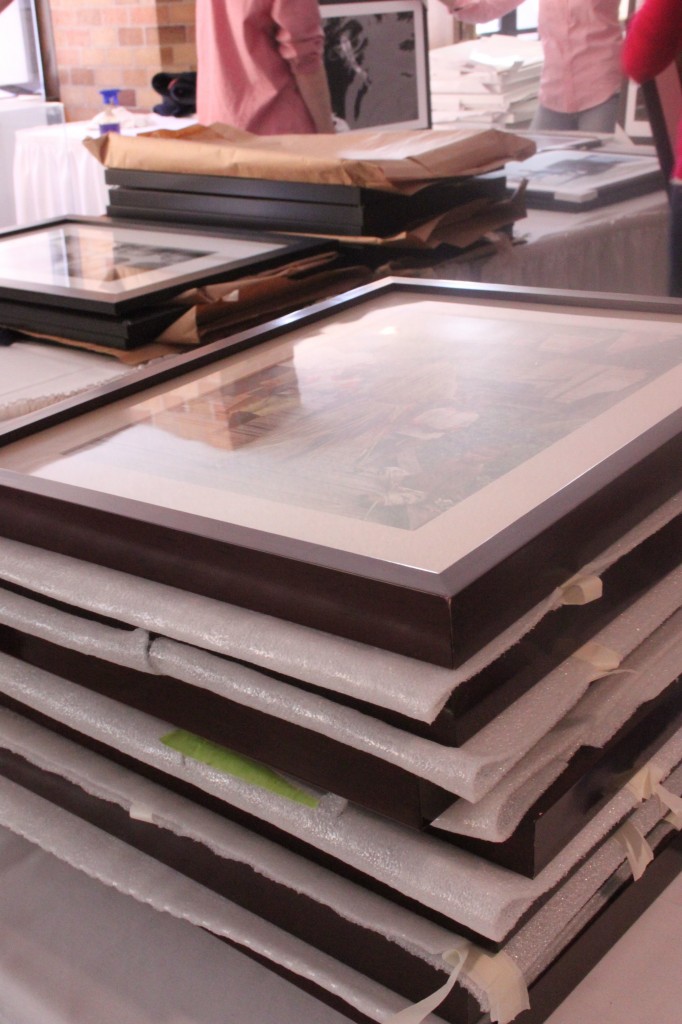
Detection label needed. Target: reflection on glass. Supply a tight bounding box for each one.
[0,226,208,291]
[23,297,682,532]
[0,223,284,297]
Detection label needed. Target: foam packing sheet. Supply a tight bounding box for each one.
[431,607,682,840]
[0,787,411,1024]
[0,650,681,943]
[0,562,680,803]
[0,490,678,723]
[0,706,678,1022]
[502,816,678,988]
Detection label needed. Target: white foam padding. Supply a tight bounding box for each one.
[432,607,682,839]
[0,779,415,1024]
[0,585,152,672]
[0,561,679,803]
[0,490,677,723]
[0,705,678,1019]
[0,649,681,943]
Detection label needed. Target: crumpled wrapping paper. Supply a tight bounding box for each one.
[84,122,536,194]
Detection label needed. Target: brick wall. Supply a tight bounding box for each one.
[48,0,196,122]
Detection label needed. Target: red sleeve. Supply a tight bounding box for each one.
[622,0,682,82]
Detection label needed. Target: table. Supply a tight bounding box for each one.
[437,191,670,298]
[12,123,669,298]
[0,825,678,1024]
[12,115,195,224]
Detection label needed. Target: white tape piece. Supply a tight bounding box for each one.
[615,821,655,881]
[384,947,468,1024]
[128,804,156,823]
[656,781,682,820]
[571,642,621,673]
[559,575,603,606]
[626,764,666,802]
[666,809,682,830]
[462,948,530,1024]
[626,765,682,819]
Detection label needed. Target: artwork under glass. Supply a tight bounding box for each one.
[1,291,680,574]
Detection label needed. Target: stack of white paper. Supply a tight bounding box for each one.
[430,35,544,129]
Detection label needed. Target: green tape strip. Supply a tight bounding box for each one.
[160,729,320,808]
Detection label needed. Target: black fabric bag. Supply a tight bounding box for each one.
[151,72,197,117]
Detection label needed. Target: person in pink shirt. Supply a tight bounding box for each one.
[196,0,335,134]
[439,0,623,132]
[622,0,682,295]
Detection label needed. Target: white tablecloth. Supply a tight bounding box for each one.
[0,825,679,1024]
[438,191,670,297]
[12,115,196,224]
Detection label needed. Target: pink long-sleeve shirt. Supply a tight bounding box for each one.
[196,0,325,133]
[443,0,623,114]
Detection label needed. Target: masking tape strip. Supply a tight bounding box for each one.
[559,575,603,606]
[129,803,156,823]
[462,948,530,1024]
[615,821,655,881]
[572,642,621,673]
[384,946,469,1024]
[655,781,682,819]
[627,764,666,802]
[626,766,682,820]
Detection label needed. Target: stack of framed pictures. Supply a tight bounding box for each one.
[0,216,329,348]
[0,278,679,1023]
[104,168,509,239]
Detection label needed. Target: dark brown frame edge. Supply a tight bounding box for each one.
[34,0,60,101]
[0,215,330,315]
[0,278,680,667]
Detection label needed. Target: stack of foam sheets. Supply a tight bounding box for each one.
[0,501,679,1023]
[0,282,679,1023]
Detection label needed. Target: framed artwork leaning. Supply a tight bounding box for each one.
[320,0,431,131]
[0,278,679,667]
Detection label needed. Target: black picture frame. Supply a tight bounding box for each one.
[504,147,665,211]
[0,278,679,667]
[0,216,327,316]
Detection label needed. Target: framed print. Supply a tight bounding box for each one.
[320,0,431,131]
[0,217,322,316]
[0,278,679,667]
[504,147,664,209]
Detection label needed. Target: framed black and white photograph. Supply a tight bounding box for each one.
[504,147,664,209]
[0,278,679,666]
[320,0,430,131]
[0,217,320,316]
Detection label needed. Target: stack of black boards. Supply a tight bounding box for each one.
[0,277,679,1024]
[103,168,509,238]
